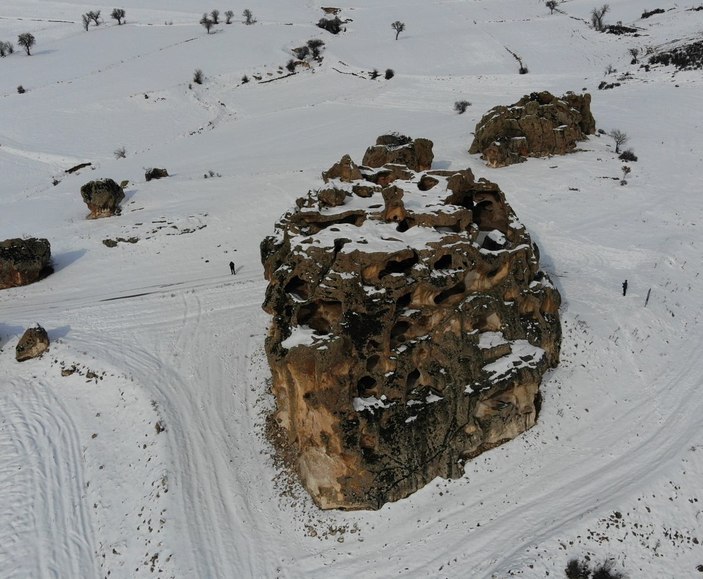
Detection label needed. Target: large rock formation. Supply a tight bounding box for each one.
[469,91,596,167]
[261,136,561,510]
[362,134,434,172]
[16,325,50,362]
[0,237,53,290]
[80,179,125,218]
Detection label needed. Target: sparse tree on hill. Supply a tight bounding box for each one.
[82,14,91,31]
[88,10,101,26]
[111,8,126,25]
[609,129,628,154]
[391,20,405,40]
[200,13,214,33]
[385,68,395,79]
[193,68,204,84]
[243,9,256,25]
[210,10,220,24]
[17,33,35,56]
[225,10,234,24]
[591,4,609,32]
[628,47,639,63]
[546,1,558,15]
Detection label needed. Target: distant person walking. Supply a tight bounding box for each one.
[229,261,235,275]
[622,280,628,296]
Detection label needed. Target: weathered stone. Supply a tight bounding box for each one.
[80,179,125,218]
[469,91,596,167]
[16,325,50,362]
[322,154,362,183]
[145,167,169,182]
[362,134,434,172]
[0,238,53,290]
[261,137,561,510]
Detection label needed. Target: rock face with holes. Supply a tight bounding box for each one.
[261,136,561,510]
[80,178,125,218]
[469,91,596,167]
[0,237,53,290]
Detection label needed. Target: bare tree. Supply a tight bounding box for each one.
[546,1,558,14]
[628,47,639,63]
[111,8,126,25]
[609,129,628,154]
[243,9,256,24]
[87,10,101,26]
[17,33,35,55]
[391,20,405,40]
[200,13,214,33]
[224,10,234,24]
[82,14,91,31]
[210,10,220,24]
[193,69,204,84]
[591,4,609,31]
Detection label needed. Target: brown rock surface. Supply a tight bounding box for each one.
[362,134,434,172]
[469,91,596,167]
[261,137,561,510]
[80,179,125,218]
[16,325,50,362]
[0,238,53,290]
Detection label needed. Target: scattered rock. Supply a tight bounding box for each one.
[16,325,50,362]
[261,136,561,510]
[145,168,169,182]
[649,40,703,71]
[80,179,125,219]
[469,91,595,167]
[0,238,53,290]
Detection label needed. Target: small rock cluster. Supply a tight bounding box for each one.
[261,135,561,510]
[80,178,125,218]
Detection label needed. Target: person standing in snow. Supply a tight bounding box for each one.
[229,261,235,275]
[622,280,628,296]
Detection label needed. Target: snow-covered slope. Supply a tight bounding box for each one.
[1,1,702,577]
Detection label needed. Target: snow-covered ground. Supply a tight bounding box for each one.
[1,1,702,577]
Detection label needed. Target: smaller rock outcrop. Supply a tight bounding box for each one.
[0,238,53,289]
[145,168,169,182]
[469,91,596,167]
[16,325,50,362]
[80,179,125,218]
[362,134,434,172]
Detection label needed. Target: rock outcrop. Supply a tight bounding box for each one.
[16,325,50,362]
[80,179,125,218]
[0,238,53,290]
[469,91,596,167]
[362,134,434,172]
[261,136,561,510]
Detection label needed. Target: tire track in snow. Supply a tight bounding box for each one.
[0,382,97,579]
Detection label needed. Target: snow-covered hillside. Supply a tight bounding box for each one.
[1,1,702,577]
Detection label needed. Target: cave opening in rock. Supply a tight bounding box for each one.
[357,375,378,396]
[433,254,453,270]
[390,320,410,347]
[284,276,309,300]
[379,254,418,278]
[434,281,466,305]
[296,300,341,334]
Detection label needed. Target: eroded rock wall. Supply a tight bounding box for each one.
[261,137,561,509]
